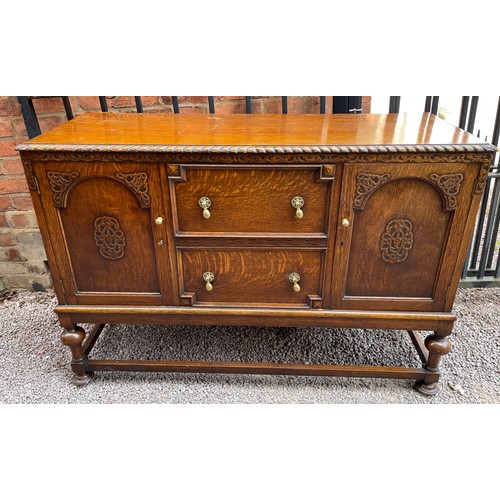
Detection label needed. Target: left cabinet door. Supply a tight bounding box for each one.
[34,161,178,305]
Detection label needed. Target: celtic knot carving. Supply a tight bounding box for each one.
[93,216,126,260]
[21,158,37,191]
[115,172,151,208]
[380,219,414,263]
[475,162,491,194]
[47,171,80,207]
[354,173,391,209]
[428,173,463,211]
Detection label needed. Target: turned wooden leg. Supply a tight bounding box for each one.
[415,331,452,396]
[61,326,94,386]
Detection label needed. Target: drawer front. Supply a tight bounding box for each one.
[173,167,330,234]
[180,249,324,307]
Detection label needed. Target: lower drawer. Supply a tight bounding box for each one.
[180,249,324,307]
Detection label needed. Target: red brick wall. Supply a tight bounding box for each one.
[0,97,48,290]
[0,96,371,290]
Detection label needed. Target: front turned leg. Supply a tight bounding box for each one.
[415,331,452,396]
[61,326,94,386]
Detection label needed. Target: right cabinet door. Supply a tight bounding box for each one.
[332,162,477,311]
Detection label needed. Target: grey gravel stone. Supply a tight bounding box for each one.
[0,288,498,403]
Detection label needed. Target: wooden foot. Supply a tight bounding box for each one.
[416,331,452,396]
[61,325,94,385]
[72,372,94,386]
[415,381,439,395]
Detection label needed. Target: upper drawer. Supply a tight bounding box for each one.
[171,166,332,234]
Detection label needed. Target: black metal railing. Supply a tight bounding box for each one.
[17,96,363,136]
[454,96,500,285]
[16,96,500,286]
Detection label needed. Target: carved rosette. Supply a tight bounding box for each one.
[354,173,391,209]
[47,171,80,207]
[167,164,181,176]
[166,164,186,181]
[321,164,335,177]
[93,216,126,260]
[428,173,463,211]
[380,219,414,263]
[115,172,151,208]
[180,293,196,306]
[307,295,323,309]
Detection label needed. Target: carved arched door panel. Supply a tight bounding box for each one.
[34,162,178,306]
[331,162,478,311]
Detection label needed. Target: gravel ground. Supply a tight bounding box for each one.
[0,288,498,403]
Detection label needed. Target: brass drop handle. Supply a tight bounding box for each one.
[199,197,212,219]
[155,216,164,225]
[203,271,214,291]
[291,196,304,219]
[341,218,350,227]
[288,272,301,292]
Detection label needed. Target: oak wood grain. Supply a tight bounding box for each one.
[173,166,330,234]
[332,162,477,312]
[19,112,494,392]
[84,358,428,380]
[55,304,456,331]
[180,249,324,306]
[174,234,328,248]
[23,112,489,149]
[33,161,176,306]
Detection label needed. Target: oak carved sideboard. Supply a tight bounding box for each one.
[17,112,495,394]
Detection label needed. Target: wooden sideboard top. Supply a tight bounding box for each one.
[17,112,496,154]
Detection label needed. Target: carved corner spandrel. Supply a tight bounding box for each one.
[115,172,151,208]
[354,172,391,210]
[47,171,80,208]
[428,173,463,211]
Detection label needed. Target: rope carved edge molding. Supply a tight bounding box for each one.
[16,142,497,155]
